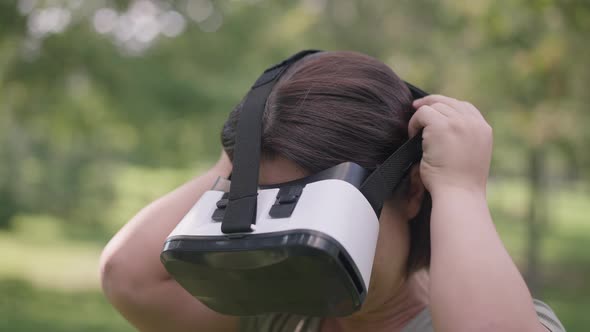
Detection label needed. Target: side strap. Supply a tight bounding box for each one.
[359,132,423,215]
[358,81,429,215]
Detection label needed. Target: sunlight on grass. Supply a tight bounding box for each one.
[487,178,590,330]
[0,164,209,332]
[0,164,209,292]
[0,279,134,332]
[0,215,102,290]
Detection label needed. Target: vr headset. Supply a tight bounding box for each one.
[161,50,428,317]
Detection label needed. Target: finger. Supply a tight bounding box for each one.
[413,94,468,115]
[461,100,486,120]
[429,102,457,118]
[408,105,447,138]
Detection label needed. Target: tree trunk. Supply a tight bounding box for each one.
[525,146,547,295]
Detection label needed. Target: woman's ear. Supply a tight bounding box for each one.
[405,163,425,220]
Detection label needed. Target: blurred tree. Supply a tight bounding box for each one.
[0,0,300,227]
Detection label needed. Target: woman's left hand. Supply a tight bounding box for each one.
[412,95,548,332]
[409,94,493,197]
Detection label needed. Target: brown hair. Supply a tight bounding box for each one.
[221,51,431,274]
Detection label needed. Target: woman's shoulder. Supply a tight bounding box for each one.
[401,299,565,332]
[239,313,321,332]
[533,299,567,332]
[239,299,565,332]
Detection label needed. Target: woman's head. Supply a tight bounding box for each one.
[221,51,430,312]
[223,51,413,172]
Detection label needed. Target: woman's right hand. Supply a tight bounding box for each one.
[408,94,493,197]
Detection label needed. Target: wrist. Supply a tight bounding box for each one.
[428,184,494,234]
[429,184,487,202]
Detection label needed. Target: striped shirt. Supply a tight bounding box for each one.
[240,299,565,332]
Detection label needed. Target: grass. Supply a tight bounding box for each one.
[488,179,590,331]
[0,165,588,331]
[0,164,200,332]
[0,279,134,332]
[0,219,134,332]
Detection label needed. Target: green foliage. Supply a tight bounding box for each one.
[1,0,589,227]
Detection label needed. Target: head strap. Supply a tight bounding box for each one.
[221,50,321,234]
[359,82,428,214]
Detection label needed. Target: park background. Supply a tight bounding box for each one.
[1,0,589,331]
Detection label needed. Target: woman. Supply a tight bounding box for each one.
[99,51,565,332]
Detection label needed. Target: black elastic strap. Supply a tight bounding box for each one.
[359,133,422,214]
[221,50,321,234]
[404,81,429,100]
[359,81,429,215]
